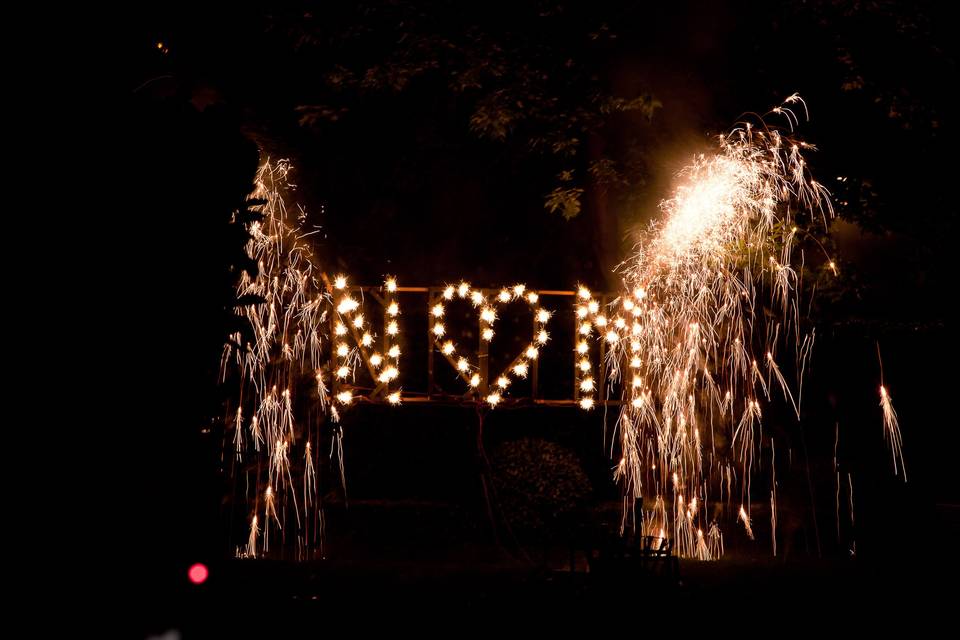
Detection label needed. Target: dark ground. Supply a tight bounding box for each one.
[133,487,957,635]
[145,547,951,635]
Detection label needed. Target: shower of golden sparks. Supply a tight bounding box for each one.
[590,95,842,558]
[222,159,333,559]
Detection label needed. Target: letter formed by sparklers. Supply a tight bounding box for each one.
[330,275,404,416]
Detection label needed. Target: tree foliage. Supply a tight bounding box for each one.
[273,1,660,218]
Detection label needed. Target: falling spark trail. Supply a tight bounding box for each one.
[246,515,259,558]
[708,522,724,560]
[304,441,317,507]
[739,505,755,540]
[696,529,710,561]
[879,386,906,481]
[233,407,244,461]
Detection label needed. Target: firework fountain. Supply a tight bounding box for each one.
[588,95,904,558]
[224,160,332,559]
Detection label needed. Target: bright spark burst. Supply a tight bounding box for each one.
[593,97,836,558]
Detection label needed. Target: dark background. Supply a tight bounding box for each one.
[119,1,955,632]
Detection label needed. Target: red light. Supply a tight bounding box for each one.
[188,563,209,584]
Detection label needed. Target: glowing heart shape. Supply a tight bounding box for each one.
[429,282,551,406]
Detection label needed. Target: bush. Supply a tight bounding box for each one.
[490,437,592,539]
